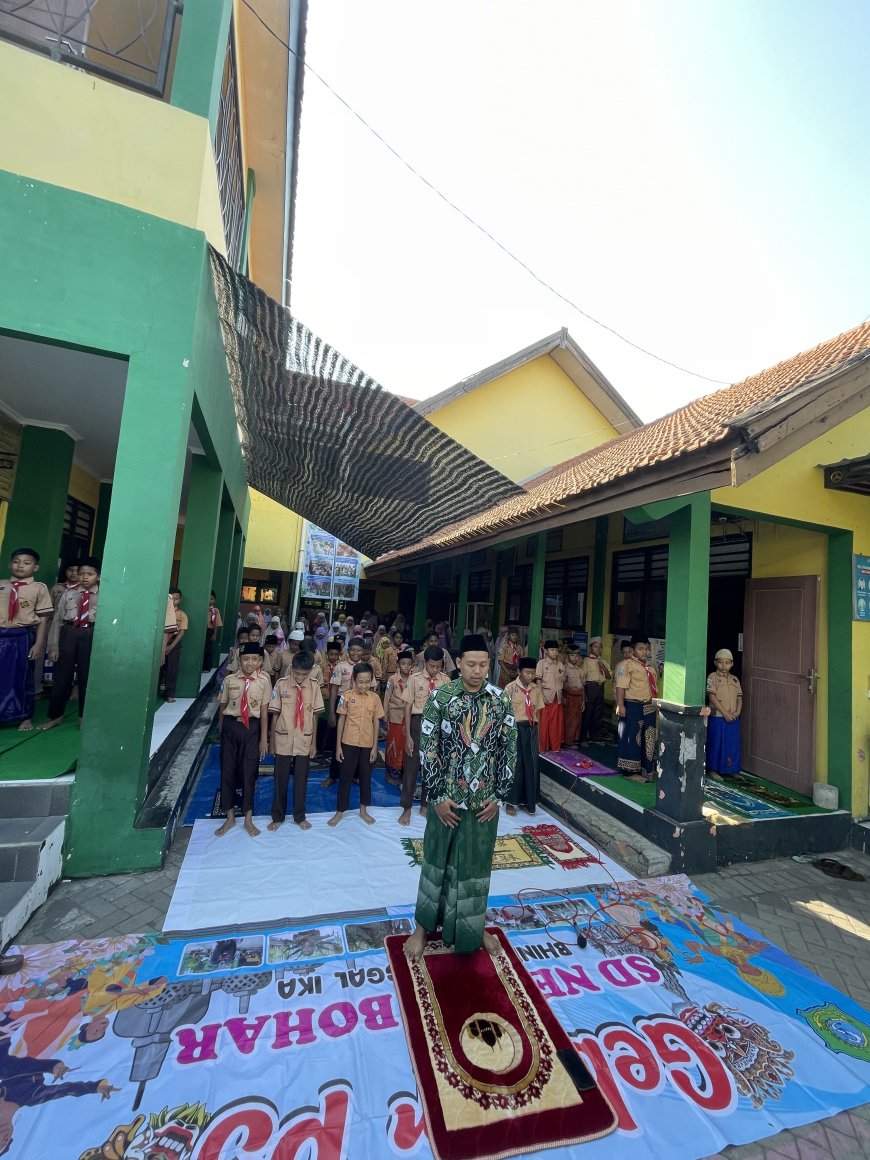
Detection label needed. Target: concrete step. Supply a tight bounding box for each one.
[0,780,72,818]
[0,816,66,948]
[541,771,671,879]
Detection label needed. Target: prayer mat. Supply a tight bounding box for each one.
[385,927,617,1159]
[540,749,618,777]
[704,780,792,820]
[402,833,547,872]
[521,823,603,870]
[728,775,815,811]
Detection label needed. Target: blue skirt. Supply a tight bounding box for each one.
[0,625,35,723]
[707,715,741,775]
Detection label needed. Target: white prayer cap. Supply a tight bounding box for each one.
[714,648,733,661]
[289,629,305,642]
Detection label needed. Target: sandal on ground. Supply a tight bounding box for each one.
[812,858,866,881]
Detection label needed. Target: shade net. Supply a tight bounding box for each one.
[209,248,522,559]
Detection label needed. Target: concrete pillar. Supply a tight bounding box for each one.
[176,456,223,696]
[1,426,74,573]
[590,516,609,636]
[662,493,711,704]
[456,555,470,637]
[221,523,245,652]
[169,0,234,134]
[209,498,235,657]
[91,481,113,558]
[527,532,547,657]
[413,564,430,640]
[65,346,193,877]
[827,529,853,808]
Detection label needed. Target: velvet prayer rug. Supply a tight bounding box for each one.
[385,927,617,1159]
[540,748,618,777]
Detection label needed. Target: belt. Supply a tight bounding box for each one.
[64,620,93,629]
[585,680,603,686]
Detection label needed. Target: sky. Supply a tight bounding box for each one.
[289,0,870,424]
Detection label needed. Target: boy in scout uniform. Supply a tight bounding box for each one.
[382,649,414,788]
[614,633,659,782]
[400,646,449,823]
[268,650,324,830]
[0,547,53,730]
[328,662,384,828]
[216,643,273,838]
[262,634,281,677]
[321,637,363,788]
[203,590,223,671]
[380,629,405,686]
[413,631,454,677]
[561,644,586,747]
[41,557,102,731]
[535,640,565,752]
[161,588,188,702]
[358,633,384,692]
[581,636,612,745]
[225,626,250,674]
[705,647,743,778]
[504,657,546,815]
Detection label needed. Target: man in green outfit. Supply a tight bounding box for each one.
[404,635,517,960]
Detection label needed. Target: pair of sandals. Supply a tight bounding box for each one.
[793,854,866,881]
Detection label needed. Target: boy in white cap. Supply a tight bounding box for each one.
[276,628,305,677]
[706,648,743,778]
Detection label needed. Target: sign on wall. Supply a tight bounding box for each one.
[301,525,362,603]
[853,555,870,621]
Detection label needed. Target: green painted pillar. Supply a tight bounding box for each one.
[827,530,853,808]
[91,482,113,558]
[527,532,547,657]
[221,524,245,652]
[456,555,470,637]
[170,0,234,134]
[65,345,194,878]
[590,515,609,636]
[1,426,74,574]
[176,457,223,696]
[662,493,711,704]
[413,564,430,639]
[210,500,235,654]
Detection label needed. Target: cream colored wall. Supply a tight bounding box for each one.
[427,356,622,482]
[714,409,870,815]
[68,463,101,511]
[0,41,226,254]
[244,489,303,573]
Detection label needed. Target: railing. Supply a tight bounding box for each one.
[215,17,245,271]
[0,0,182,97]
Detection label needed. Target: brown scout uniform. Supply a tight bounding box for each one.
[218,669,273,815]
[706,671,742,717]
[399,670,450,810]
[336,688,385,812]
[268,672,325,824]
[535,656,564,705]
[505,677,545,724]
[0,578,53,627]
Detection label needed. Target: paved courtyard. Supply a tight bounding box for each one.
[15,827,870,1159]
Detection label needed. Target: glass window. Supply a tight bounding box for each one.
[609,548,669,638]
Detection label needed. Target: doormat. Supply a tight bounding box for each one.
[541,749,618,777]
[384,927,617,1159]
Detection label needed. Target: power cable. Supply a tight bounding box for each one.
[241,0,732,386]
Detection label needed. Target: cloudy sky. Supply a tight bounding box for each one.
[290,0,870,422]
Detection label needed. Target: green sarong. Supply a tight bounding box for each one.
[414,807,499,954]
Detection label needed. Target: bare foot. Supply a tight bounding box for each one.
[360,808,376,825]
[37,717,64,732]
[267,820,282,831]
[627,774,647,783]
[244,814,261,837]
[327,811,343,827]
[482,931,501,956]
[17,718,33,732]
[419,804,428,817]
[321,777,336,789]
[505,804,517,816]
[707,772,723,781]
[398,808,412,826]
[404,924,427,961]
[296,818,312,830]
[216,812,236,837]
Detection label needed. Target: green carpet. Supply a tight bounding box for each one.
[583,770,831,817]
[0,702,79,781]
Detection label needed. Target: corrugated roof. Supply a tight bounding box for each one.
[372,320,870,567]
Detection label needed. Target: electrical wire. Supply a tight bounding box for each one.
[241,0,732,387]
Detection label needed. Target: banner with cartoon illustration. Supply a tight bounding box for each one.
[301,525,361,603]
[3,876,870,1159]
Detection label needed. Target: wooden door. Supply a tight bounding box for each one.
[742,576,819,793]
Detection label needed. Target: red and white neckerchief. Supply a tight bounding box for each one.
[294,683,306,730]
[597,659,608,679]
[75,589,92,628]
[209,606,217,628]
[520,681,536,724]
[240,677,253,727]
[7,581,26,621]
[643,664,658,700]
[427,674,438,693]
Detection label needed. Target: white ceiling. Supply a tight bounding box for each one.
[0,334,203,481]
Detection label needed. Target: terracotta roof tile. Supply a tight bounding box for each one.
[374,320,870,567]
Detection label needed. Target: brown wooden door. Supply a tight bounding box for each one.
[742,575,819,794]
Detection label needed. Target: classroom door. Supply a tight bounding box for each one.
[741,575,819,794]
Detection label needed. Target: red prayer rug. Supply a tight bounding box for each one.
[385,927,617,1159]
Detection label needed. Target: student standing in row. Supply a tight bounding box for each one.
[40,558,101,730]
[536,639,565,751]
[561,644,586,747]
[268,651,323,830]
[216,643,272,838]
[0,548,53,731]
[497,627,521,688]
[580,636,611,744]
[383,650,414,786]
[504,657,544,815]
[321,638,363,788]
[328,662,384,828]
[161,588,187,702]
[706,648,743,778]
[399,646,448,824]
[614,634,658,782]
[203,591,223,671]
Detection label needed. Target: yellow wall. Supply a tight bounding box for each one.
[0,41,226,254]
[68,463,101,511]
[426,355,622,482]
[244,489,303,573]
[714,410,870,816]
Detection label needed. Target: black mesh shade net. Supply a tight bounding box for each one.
[210,247,522,559]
